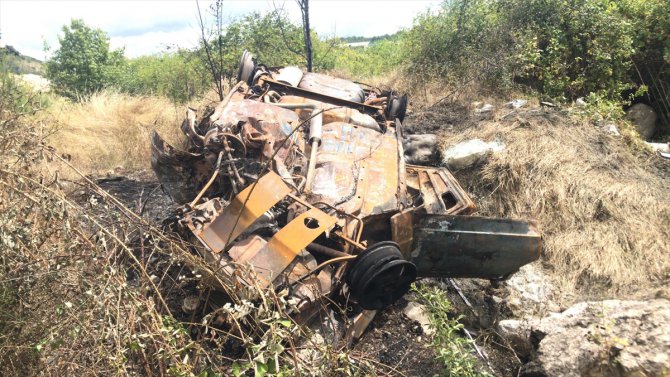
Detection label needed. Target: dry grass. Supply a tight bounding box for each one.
[433,103,670,299]
[44,90,187,174]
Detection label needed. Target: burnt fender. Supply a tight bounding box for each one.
[410,215,542,279]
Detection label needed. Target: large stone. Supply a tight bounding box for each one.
[646,142,670,154]
[625,103,657,140]
[442,139,505,170]
[498,319,534,358]
[519,299,670,377]
[475,103,495,119]
[505,264,558,316]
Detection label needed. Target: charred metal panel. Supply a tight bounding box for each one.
[311,122,401,216]
[405,165,475,215]
[411,215,542,279]
[262,78,380,115]
[150,131,211,204]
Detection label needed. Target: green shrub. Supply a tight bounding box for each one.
[510,0,635,99]
[414,285,489,377]
[403,1,514,88]
[46,19,125,100]
[401,0,637,101]
[114,50,211,103]
[333,36,405,79]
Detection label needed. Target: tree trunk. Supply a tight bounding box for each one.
[299,0,313,72]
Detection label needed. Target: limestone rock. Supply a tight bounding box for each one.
[646,142,669,154]
[519,299,670,377]
[442,139,505,170]
[506,99,528,109]
[602,123,621,136]
[497,319,534,358]
[475,103,495,119]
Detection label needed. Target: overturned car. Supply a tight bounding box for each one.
[151,51,541,337]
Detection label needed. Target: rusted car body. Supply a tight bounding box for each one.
[151,51,541,335]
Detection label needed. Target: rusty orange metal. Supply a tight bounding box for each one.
[265,207,337,269]
[194,172,291,253]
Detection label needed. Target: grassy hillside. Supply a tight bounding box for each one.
[0,46,43,75]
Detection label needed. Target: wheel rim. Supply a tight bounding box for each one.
[346,241,417,310]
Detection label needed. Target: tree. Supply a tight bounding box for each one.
[46,19,125,99]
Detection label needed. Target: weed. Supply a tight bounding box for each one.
[413,284,490,377]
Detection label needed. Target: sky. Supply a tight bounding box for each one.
[0,0,441,61]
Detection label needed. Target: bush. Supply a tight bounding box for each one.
[46,19,125,100]
[402,0,637,101]
[115,50,211,103]
[333,35,405,79]
[616,0,670,128]
[402,1,515,89]
[509,0,635,99]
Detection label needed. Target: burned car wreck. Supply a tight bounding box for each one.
[151,51,541,338]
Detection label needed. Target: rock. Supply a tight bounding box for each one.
[506,99,528,109]
[625,103,657,140]
[520,299,670,377]
[181,295,200,313]
[403,301,434,336]
[505,264,557,316]
[602,123,621,136]
[645,142,670,154]
[442,139,505,170]
[498,319,534,358]
[475,103,494,119]
[403,134,439,165]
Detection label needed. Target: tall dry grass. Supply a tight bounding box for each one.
[45,90,187,174]
[436,104,670,298]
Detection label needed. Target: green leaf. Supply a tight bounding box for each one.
[255,362,268,377]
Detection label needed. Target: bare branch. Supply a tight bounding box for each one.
[271,1,305,58]
[196,0,224,101]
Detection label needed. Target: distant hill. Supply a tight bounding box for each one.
[1,46,44,75]
[340,32,400,45]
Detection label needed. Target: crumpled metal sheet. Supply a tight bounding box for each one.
[150,130,212,204]
[405,165,476,215]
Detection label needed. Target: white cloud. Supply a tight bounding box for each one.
[0,0,440,60]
